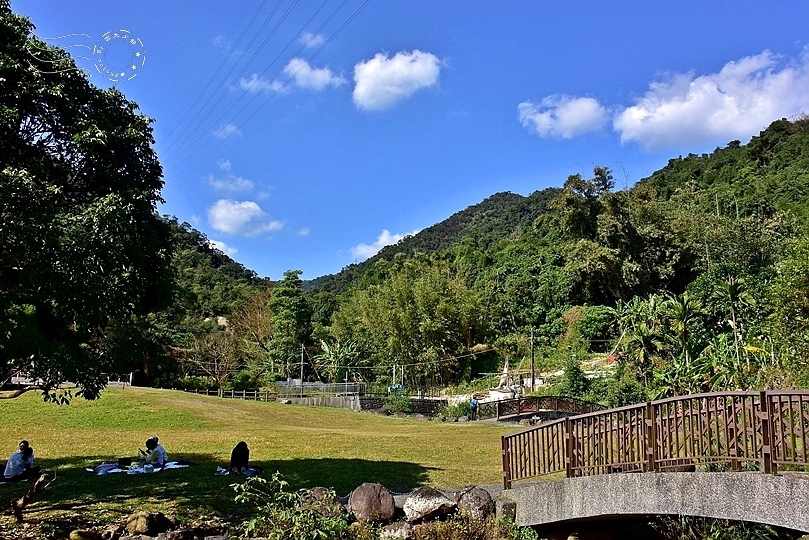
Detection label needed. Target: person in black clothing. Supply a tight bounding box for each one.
[230,441,249,474]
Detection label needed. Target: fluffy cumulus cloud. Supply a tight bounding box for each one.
[209,239,237,256]
[207,199,283,237]
[239,59,344,94]
[517,95,608,138]
[614,49,809,150]
[352,50,441,110]
[284,58,345,90]
[350,229,420,260]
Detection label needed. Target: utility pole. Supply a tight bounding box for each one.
[300,344,304,398]
[530,327,535,392]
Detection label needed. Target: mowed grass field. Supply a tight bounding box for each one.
[0,387,516,528]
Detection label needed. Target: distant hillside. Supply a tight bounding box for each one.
[306,187,562,292]
[306,116,809,294]
[163,216,270,319]
[641,116,809,219]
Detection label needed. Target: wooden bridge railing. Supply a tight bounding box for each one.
[478,395,606,421]
[501,390,809,488]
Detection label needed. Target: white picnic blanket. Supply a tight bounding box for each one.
[86,461,190,475]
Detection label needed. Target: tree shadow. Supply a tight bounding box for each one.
[0,453,436,522]
[257,457,436,495]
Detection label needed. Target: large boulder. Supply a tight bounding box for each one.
[348,482,396,522]
[453,485,494,520]
[403,486,456,523]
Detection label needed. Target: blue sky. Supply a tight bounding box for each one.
[14,1,809,280]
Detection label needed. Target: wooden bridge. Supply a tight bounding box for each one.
[478,395,605,422]
[499,390,809,532]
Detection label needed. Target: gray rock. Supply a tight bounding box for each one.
[300,486,346,518]
[403,486,456,523]
[348,482,396,522]
[454,485,494,520]
[125,512,171,536]
[495,496,516,522]
[380,521,412,539]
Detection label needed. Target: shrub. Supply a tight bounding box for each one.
[411,512,538,540]
[440,401,471,419]
[176,375,216,391]
[385,388,411,413]
[228,370,264,391]
[233,473,351,539]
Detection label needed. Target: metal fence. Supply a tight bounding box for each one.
[478,395,606,421]
[501,390,809,488]
[189,389,277,401]
[276,381,367,397]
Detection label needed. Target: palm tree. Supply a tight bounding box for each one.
[664,292,703,366]
[709,276,755,369]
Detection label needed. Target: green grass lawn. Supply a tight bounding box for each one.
[0,387,516,530]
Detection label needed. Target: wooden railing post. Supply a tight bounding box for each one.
[645,402,658,472]
[502,436,512,489]
[565,417,573,477]
[759,391,773,474]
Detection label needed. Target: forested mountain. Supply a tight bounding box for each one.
[305,187,562,292]
[152,117,809,400]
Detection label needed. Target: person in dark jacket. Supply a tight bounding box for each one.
[230,441,249,474]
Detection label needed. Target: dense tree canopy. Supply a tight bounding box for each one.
[0,5,171,400]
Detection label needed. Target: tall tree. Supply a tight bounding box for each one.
[267,270,312,378]
[0,4,171,400]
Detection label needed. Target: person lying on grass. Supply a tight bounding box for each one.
[138,436,168,468]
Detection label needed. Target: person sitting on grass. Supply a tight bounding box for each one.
[230,441,249,474]
[4,440,41,482]
[138,436,168,468]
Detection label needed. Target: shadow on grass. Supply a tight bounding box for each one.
[0,453,436,523]
[258,457,436,495]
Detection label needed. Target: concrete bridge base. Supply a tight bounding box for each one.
[500,472,809,533]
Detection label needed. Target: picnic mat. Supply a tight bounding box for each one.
[86,461,191,476]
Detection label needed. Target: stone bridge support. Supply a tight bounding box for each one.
[501,472,809,533]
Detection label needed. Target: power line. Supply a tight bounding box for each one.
[163,0,371,177]
[160,0,275,146]
[160,0,296,158]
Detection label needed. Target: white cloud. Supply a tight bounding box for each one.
[350,228,420,260]
[207,199,283,237]
[299,31,325,48]
[212,123,241,139]
[206,173,254,193]
[217,158,231,171]
[239,73,284,94]
[297,227,310,236]
[239,59,344,94]
[518,95,607,138]
[353,50,441,110]
[209,239,238,256]
[283,58,345,91]
[614,48,809,150]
